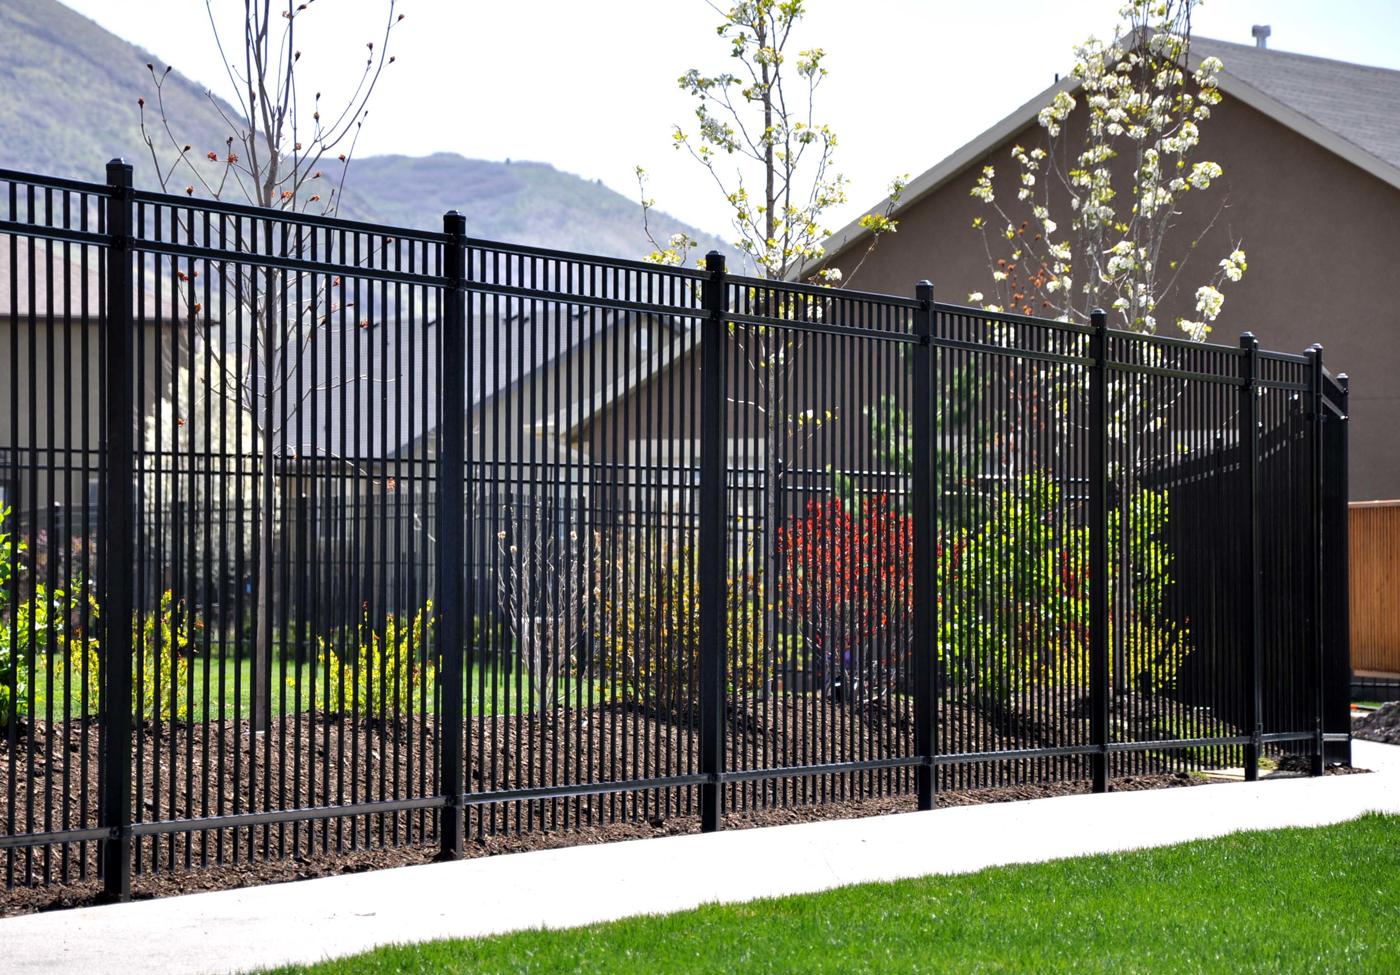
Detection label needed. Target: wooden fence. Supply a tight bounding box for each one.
[1351,500,1400,676]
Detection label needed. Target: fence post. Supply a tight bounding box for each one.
[100,159,135,902]
[911,281,937,811]
[1239,333,1262,781]
[1326,374,1352,766]
[699,251,728,832]
[1088,308,1110,794]
[1307,344,1326,776]
[437,210,468,858]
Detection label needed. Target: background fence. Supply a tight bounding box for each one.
[0,163,1352,900]
[1350,501,1400,686]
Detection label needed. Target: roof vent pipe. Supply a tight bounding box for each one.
[1252,24,1271,49]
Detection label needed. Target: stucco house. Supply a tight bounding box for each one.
[808,33,1398,501]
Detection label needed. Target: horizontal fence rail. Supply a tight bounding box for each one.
[0,163,1352,901]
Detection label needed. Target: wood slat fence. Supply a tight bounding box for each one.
[1351,500,1400,677]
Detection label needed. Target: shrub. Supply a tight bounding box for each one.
[594,531,762,718]
[940,474,1190,700]
[494,505,590,714]
[0,580,101,728]
[938,473,1088,696]
[132,590,195,722]
[1,506,102,728]
[315,602,435,716]
[778,494,913,701]
[24,587,200,725]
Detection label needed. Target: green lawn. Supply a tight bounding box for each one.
[256,813,1400,975]
[29,657,597,721]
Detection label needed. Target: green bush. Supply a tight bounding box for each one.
[939,474,1190,701]
[132,590,195,722]
[0,506,101,728]
[0,580,100,728]
[314,602,436,716]
[1,503,201,728]
[594,531,763,718]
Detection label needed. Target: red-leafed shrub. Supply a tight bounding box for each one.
[778,495,913,701]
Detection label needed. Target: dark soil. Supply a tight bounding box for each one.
[0,688,1314,918]
[0,769,1205,918]
[1354,701,1400,745]
[1273,754,1372,775]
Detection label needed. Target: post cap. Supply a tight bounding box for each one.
[705,250,726,272]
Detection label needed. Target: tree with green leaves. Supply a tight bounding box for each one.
[638,0,906,693]
[966,0,1240,691]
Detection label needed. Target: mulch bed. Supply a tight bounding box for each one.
[1354,701,1400,745]
[1273,754,1371,775]
[0,688,1357,918]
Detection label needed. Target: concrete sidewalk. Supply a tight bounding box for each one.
[5,740,1399,975]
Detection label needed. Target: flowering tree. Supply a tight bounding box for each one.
[139,0,404,730]
[968,0,1245,338]
[638,0,906,685]
[965,0,1243,692]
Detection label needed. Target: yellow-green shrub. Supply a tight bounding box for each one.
[315,602,435,716]
[594,532,763,718]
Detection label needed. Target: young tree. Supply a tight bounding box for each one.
[968,0,1245,336]
[639,0,904,689]
[139,0,404,730]
[966,0,1246,692]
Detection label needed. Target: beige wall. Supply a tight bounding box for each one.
[0,315,177,511]
[576,327,913,505]
[824,95,1400,501]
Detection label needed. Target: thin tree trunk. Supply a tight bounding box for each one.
[252,304,276,733]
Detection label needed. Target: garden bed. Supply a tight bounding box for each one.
[0,688,1286,916]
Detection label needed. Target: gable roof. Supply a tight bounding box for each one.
[276,306,687,460]
[1191,36,1400,172]
[812,36,1400,274]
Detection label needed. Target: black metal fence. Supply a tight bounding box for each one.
[0,163,1351,900]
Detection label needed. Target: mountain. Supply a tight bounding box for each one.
[0,0,730,262]
[0,0,233,183]
[341,154,732,258]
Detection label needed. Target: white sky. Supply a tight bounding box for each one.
[61,0,1400,240]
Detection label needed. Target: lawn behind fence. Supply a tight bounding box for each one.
[255,813,1400,975]
[31,658,593,721]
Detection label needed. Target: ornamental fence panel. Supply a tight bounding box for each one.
[0,164,1351,900]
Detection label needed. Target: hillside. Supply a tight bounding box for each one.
[0,0,730,262]
[0,0,233,184]
[341,154,731,257]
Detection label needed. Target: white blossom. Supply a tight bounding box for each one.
[1195,284,1224,321]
